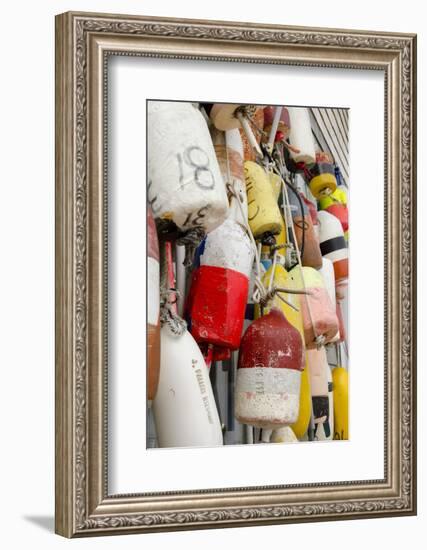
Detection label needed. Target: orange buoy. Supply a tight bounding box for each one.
[147,207,160,404]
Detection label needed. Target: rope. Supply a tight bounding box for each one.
[272,158,325,349]
[159,288,187,336]
[176,226,205,267]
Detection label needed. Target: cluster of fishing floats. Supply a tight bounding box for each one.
[147,101,349,448]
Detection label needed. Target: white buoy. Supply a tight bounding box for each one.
[287,107,316,165]
[148,101,229,234]
[152,325,224,448]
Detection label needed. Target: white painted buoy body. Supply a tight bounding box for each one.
[152,325,223,448]
[306,348,333,439]
[147,101,229,234]
[315,364,334,441]
[287,107,316,165]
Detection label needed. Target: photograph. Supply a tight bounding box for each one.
[53,10,416,538]
[147,101,349,449]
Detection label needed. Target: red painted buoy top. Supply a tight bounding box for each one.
[238,308,304,372]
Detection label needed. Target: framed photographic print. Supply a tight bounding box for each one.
[55,11,417,537]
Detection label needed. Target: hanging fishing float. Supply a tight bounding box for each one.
[287,107,316,166]
[147,101,229,254]
[235,308,304,429]
[244,161,283,244]
[287,186,323,269]
[262,106,291,143]
[306,347,332,439]
[306,151,338,199]
[152,242,223,448]
[332,363,349,440]
[206,103,264,160]
[319,184,349,233]
[185,215,254,354]
[317,210,349,286]
[293,266,339,348]
[147,207,160,405]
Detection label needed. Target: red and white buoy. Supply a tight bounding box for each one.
[185,216,254,353]
[235,308,304,429]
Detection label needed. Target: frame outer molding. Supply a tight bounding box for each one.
[55,11,417,538]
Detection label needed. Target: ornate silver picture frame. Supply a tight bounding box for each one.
[55,11,417,537]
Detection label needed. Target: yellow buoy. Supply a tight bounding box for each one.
[319,187,348,210]
[255,263,304,340]
[309,172,337,199]
[291,361,311,439]
[332,366,348,440]
[244,161,282,240]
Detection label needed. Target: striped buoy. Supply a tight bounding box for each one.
[235,308,304,429]
[293,266,339,348]
[147,207,160,405]
[317,210,349,284]
[147,101,228,235]
[244,161,282,243]
[185,217,254,351]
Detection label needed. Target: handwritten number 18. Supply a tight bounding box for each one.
[177,146,215,190]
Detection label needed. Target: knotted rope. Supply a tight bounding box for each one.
[159,288,187,336]
[176,226,205,267]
